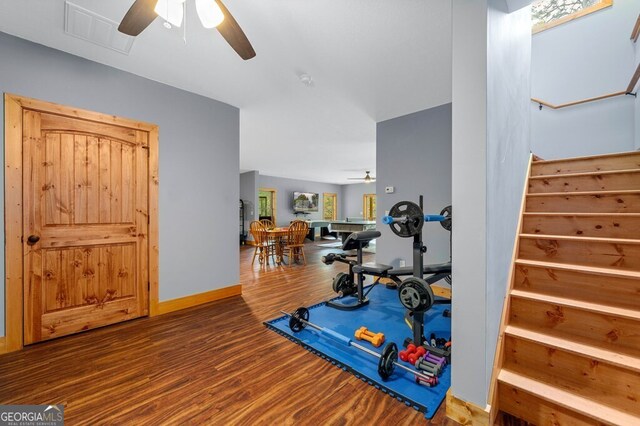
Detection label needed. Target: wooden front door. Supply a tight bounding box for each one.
[22,109,150,344]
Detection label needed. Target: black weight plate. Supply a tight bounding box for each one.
[440,205,452,231]
[332,272,354,295]
[388,201,424,238]
[398,277,434,311]
[378,342,398,380]
[289,307,309,332]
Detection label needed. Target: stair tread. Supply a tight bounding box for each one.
[498,369,640,426]
[527,189,640,197]
[532,150,640,165]
[523,212,640,217]
[510,289,640,321]
[520,233,640,244]
[530,168,640,180]
[504,325,640,373]
[515,259,640,279]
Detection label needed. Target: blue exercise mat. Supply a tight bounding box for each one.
[264,284,451,418]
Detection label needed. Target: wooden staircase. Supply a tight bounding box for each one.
[489,151,640,426]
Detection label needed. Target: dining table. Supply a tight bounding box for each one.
[266,227,289,265]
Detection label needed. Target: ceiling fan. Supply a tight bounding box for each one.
[348,171,376,183]
[118,0,256,60]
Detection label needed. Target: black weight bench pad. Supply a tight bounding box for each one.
[388,262,452,277]
[353,262,393,275]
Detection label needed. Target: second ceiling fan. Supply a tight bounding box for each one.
[348,171,376,183]
[118,0,256,60]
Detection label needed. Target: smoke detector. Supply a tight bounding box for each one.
[299,73,314,87]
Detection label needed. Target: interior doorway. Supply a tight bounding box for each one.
[323,193,338,220]
[258,188,277,224]
[363,194,377,221]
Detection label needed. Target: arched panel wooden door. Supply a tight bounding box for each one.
[21,106,152,344]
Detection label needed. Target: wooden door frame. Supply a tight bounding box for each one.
[363,193,376,220]
[3,94,160,353]
[258,188,277,224]
[323,192,338,220]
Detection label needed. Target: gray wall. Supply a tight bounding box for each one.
[257,175,343,226]
[0,33,240,336]
[451,0,531,407]
[531,0,637,159]
[486,0,531,397]
[451,0,489,406]
[376,104,452,269]
[240,171,258,239]
[342,183,373,218]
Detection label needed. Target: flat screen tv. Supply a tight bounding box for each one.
[293,191,319,212]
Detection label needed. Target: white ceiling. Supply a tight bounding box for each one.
[0,0,452,184]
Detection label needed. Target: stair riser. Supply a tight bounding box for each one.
[529,172,640,193]
[526,193,640,213]
[497,383,603,426]
[514,264,640,311]
[521,215,640,239]
[531,153,640,177]
[519,237,640,271]
[504,336,640,416]
[509,297,640,359]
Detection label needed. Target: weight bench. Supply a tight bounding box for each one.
[323,230,392,310]
[388,261,452,286]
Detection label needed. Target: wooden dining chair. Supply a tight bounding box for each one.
[283,220,309,267]
[249,221,275,265]
[259,219,275,230]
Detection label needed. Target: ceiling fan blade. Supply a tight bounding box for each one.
[118,0,158,36]
[214,0,256,60]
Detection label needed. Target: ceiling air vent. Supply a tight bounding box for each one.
[64,1,135,54]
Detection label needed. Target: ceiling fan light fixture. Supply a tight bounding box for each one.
[154,0,185,28]
[196,0,225,28]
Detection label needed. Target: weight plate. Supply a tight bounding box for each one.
[378,342,398,380]
[332,272,355,296]
[289,307,309,332]
[398,277,434,311]
[388,201,424,238]
[440,205,452,231]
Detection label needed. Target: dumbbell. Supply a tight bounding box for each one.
[415,375,439,387]
[415,357,443,376]
[400,344,426,363]
[354,327,385,348]
[424,352,446,368]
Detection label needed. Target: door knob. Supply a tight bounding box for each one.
[27,235,40,246]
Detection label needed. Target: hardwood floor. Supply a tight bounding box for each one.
[0,242,455,425]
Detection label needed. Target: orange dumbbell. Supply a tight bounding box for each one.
[354,326,385,347]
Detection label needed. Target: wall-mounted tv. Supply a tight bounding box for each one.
[293,191,319,212]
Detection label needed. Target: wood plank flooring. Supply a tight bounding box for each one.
[0,243,454,424]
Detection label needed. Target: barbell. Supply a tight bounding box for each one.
[280,307,435,382]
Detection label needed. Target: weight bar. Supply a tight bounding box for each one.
[280,307,435,382]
